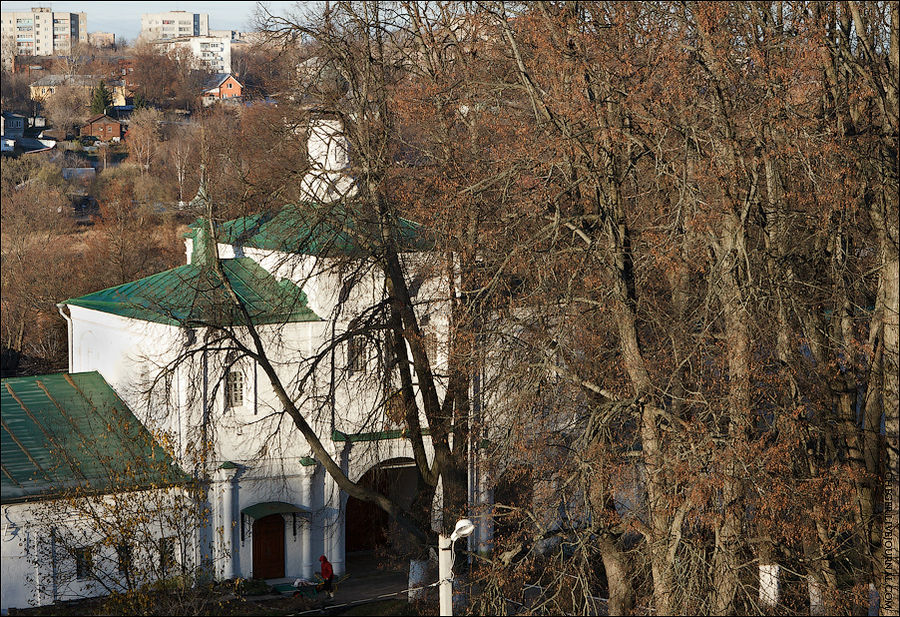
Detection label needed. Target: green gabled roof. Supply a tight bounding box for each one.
[186,203,432,256]
[62,257,320,326]
[1,371,190,504]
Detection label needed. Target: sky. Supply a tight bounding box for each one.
[0,1,321,42]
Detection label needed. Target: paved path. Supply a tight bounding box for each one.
[266,551,411,614]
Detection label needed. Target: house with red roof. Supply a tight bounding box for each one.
[201,73,243,106]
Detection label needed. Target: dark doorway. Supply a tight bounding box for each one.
[252,514,285,579]
[345,460,417,554]
[346,493,389,551]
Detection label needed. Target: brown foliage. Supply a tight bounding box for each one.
[43,84,90,137]
[131,45,212,110]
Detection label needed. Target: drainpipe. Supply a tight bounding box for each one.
[56,304,73,372]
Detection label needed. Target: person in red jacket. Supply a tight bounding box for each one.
[318,554,334,598]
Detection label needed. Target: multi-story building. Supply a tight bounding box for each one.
[139,11,208,42]
[88,31,115,48]
[29,75,130,107]
[209,29,241,41]
[1,7,87,57]
[156,35,231,74]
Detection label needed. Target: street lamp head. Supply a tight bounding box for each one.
[450,518,475,542]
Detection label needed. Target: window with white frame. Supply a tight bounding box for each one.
[225,370,244,408]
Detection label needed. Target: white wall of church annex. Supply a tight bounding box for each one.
[2,487,198,614]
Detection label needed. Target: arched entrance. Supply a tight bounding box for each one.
[243,501,306,580]
[345,459,418,556]
[252,514,285,579]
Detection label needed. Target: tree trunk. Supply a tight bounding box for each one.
[712,225,751,615]
[597,533,634,616]
[881,248,899,617]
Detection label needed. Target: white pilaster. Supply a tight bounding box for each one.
[327,441,350,576]
[301,463,317,579]
[215,465,239,580]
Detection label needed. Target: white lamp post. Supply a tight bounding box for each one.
[440,518,475,616]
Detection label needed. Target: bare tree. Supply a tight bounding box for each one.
[127,107,163,175]
[43,85,89,138]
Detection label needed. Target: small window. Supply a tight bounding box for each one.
[225,370,244,408]
[347,337,367,374]
[75,545,93,580]
[117,542,133,576]
[227,82,232,89]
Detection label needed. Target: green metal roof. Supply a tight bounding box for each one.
[61,257,320,327]
[1,371,190,504]
[241,501,308,519]
[185,203,432,256]
[331,428,432,442]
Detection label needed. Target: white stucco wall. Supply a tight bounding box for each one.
[2,489,196,614]
[2,505,33,613]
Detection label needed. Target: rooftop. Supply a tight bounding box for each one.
[83,113,123,125]
[1,371,189,504]
[30,74,124,88]
[61,256,320,327]
[203,72,242,90]
[186,204,432,257]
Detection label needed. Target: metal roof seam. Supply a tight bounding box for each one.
[0,417,53,483]
[4,383,89,482]
[35,379,93,446]
[1,465,23,488]
[1,373,189,503]
[62,374,149,469]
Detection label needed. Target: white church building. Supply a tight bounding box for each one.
[2,117,493,612]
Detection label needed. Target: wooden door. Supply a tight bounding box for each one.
[252,514,285,579]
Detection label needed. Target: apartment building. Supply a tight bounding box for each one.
[139,11,208,41]
[1,7,87,57]
[210,30,260,52]
[156,35,231,74]
[209,29,242,41]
